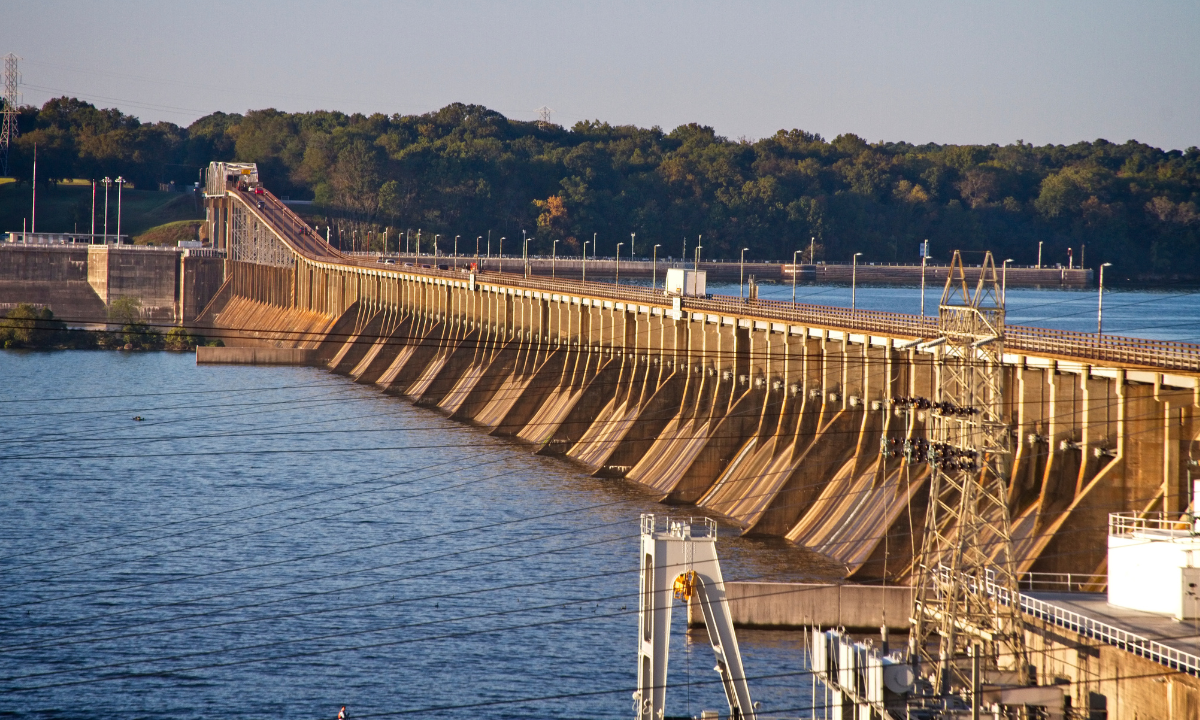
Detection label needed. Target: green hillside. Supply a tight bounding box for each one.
[0,182,203,238]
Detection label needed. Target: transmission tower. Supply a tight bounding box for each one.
[0,53,18,177]
[907,251,1029,699]
[535,105,553,129]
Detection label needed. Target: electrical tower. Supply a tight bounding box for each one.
[908,251,1029,699]
[535,105,553,129]
[0,53,18,177]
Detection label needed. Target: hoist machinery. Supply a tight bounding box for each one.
[635,514,756,720]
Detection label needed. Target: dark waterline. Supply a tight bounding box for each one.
[0,351,831,719]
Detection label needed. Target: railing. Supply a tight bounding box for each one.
[1017,571,1107,592]
[1109,512,1196,538]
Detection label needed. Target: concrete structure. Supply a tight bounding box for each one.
[0,243,223,325]
[195,168,1200,591]
[687,582,914,631]
[196,346,316,365]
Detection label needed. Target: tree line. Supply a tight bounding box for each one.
[6,96,1200,279]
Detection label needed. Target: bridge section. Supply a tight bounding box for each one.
[197,165,1200,585]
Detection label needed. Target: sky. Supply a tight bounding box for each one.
[5,0,1199,150]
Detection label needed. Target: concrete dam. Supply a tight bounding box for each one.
[195,162,1200,587]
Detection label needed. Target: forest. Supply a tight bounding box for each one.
[5,96,1199,278]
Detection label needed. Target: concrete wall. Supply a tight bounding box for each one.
[687,582,914,630]
[196,346,316,365]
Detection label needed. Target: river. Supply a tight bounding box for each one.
[1,351,829,720]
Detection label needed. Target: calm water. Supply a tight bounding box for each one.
[669,281,1200,344]
[0,351,833,720]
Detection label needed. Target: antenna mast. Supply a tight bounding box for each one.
[909,250,1029,697]
[0,53,18,176]
[535,105,553,130]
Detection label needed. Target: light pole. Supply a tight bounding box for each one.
[583,240,589,283]
[1097,262,1113,334]
[1002,258,1014,304]
[434,234,440,259]
[792,249,802,305]
[652,244,661,289]
[523,233,531,278]
[851,252,863,312]
[416,229,422,258]
[499,237,505,273]
[115,176,126,243]
[631,232,636,259]
[454,235,460,268]
[694,243,702,274]
[739,247,749,300]
[90,180,96,241]
[1037,241,1043,269]
[101,177,112,243]
[552,238,558,278]
[476,236,481,266]
[809,236,815,264]
[615,242,624,285]
[592,232,597,263]
[920,239,929,316]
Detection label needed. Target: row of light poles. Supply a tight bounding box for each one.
[85,176,126,243]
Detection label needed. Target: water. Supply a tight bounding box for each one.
[640,280,1200,344]
[0,351,833,720]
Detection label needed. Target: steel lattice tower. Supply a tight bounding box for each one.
[0,53,18,177]
[909,251,1029,697]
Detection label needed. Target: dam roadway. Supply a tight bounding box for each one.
[198,163,1200,586]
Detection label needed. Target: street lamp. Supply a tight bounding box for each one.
[523,233,531,278]
[851,252,864,311]
[434,234,440,259]
[694,243,702,274]
[1037,241,1043,269]
[652,244,661,290]
[499,237,505,273]
[1002,258,1014,304]
[476,236,481,265]
[552,238,559,278]
[739,247,750,300]
[792,249,802,305]
[615,242,624,285]
[583,240,589,282]
[454,235,460,268]
[115,176,126,243]
[101,177,112,243]
[592,232,597,262]
[631,232,636,258]
[920,239,929,316]
[1097,262,1113,334]
[416,229,422,258]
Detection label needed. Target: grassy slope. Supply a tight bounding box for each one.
[133,219,203,245]
[0,183,204,237]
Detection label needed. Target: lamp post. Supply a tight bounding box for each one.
[694,243,702,274]
[792,249,802,305]
[499,237,505,273]
[454,235,459,268]
[1037,241,1043,269]
[416,229,422,259]
[90,180,96,241]
[920,239,929,316]
[739,247,749,300]
[615,242,624,285]
[652,244,661,289]
[434,234,440,259]
[583,240,589,283]
[476,236,481,266]
[115,176,126,243]
[809,236,815,264]
[631,232,636,259]
[1002,258,1014,304]
[523,233,531,278]
[1097,262,1113,334]
[552,238,558,278]
[592,232,597,262]
[851,252,863,312]
[101,177,112,243]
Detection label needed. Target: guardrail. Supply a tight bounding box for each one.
[1110,512,1196,537]
[244,209,1200,372]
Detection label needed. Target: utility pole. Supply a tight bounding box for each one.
[0,54,18,177]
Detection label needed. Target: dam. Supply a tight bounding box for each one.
[192,162,1200,587]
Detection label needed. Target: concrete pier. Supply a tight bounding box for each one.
[196,346,317,365]
[687,582,914,631]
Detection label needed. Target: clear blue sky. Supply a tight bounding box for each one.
[8,0,1199,149]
